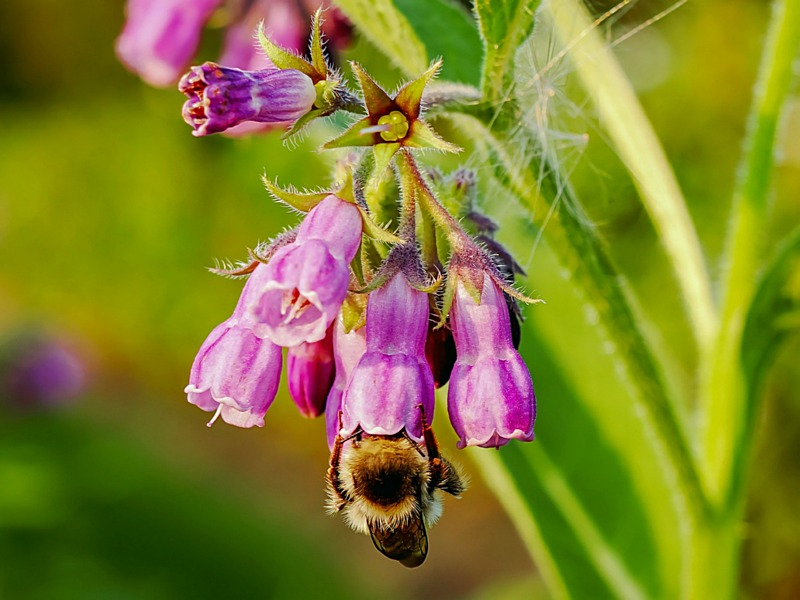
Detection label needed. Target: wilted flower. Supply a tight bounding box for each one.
[247,194,362,346]
[180,63,316,136]
[340,274,435,443]
[185,264,283,428]
[287,326,336,418]
[447,271,536,448]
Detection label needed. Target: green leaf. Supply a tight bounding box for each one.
[394,0,483,86]
[444,111,706,519]
[698,0,800,507]
[332,0,428,77]
[730,227,800,501]
[467,299,674,599]
[542,0,715,352]
[473,0,541,102]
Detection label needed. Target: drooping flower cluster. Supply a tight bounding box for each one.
[177,12,538,565]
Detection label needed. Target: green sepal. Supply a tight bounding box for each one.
[262,177,327,212]
[351,62,395,116]
[395,60,442,119]
[309,8,328,77]
[371,142,400,182]
[458,266,486,304]
[404,120,461,153]
[322,116,379,149]
[439,270,457,326]
[350,242,366,286]
[407,273,443,295]
[493,273,544,305]
[282,107,329,140]
[358,206,402,244]
[341,292,368,333]
[257,24,321,81]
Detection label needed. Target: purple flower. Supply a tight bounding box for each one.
[180,63,316,137]
[340,274,435,443]
[116,0,223,87]
[447,273,536,448]
[2,334,86,409]
[185,264,283,428]
[287,326,335,418]
[247,195,362,347]
[325,319,367,449]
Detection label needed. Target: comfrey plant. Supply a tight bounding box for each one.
[180,11,537,567]
[145,0,800,595]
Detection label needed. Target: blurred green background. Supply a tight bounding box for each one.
[0,0,798,598]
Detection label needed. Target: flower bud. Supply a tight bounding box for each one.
[246,195,362,347]
[287,326,335,418]
[340,275,435,443]
[116,0,223,87]
[179,63,316,136]
[447,273,535,448]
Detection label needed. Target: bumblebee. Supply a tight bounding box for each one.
[326,411,465,567]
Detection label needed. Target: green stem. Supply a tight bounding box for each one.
[545,0,717,353]
[698,0,800,508]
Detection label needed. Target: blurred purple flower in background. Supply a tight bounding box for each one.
[1,331,87,410]
[116,0,350,89]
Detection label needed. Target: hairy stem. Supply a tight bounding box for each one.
[545,0,716,353]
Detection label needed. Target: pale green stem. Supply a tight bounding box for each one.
[698,0,800,508]
[545,0,717,352]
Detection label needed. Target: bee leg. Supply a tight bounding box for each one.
[326,412,362,509]
[415,403,446,493]
[417,403,465,497]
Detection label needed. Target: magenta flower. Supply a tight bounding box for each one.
[447,272,536,448]
[287,326,336,418]
[340,274,435,443]
[247,195,362,346]
[324,319,367,449]
[179,63,316,137]
[116,0,223,87]
[185,264,283,428]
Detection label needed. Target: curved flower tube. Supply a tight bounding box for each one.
[340,274,435,443]
[447,273,536,448]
